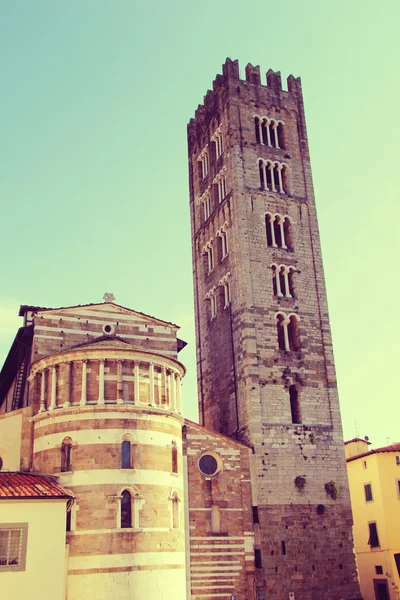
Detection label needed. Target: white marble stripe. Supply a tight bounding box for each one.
[190,552,244,556]
[190,544,245,549]
[58,469,183,488]
[35,326,175,343]
[191,566,242,572]
[190,535,243,542]
[39,312,174,332]
[68,551,185,570]
[69,527,176,535]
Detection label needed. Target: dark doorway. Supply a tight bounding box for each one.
[374,579,389,600]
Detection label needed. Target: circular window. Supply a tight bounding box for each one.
[198,454,219,477]
[0,457,3,471]
[102,324,115,335]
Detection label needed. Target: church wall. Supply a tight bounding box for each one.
[30,305,178,362]
[0,406,33,472]
[32,404,186,600]
[184,420,255,600]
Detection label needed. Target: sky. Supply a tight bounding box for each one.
[0,0,399,448]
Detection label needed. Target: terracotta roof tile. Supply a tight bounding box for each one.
[344,437,371,445]
[0,472,74,500]
[346,442,400,463]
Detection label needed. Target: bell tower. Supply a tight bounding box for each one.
[187,59,361,600]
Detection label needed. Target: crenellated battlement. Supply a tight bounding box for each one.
[188,58,302,144]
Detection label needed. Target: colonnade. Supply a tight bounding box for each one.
[33,358,183,414]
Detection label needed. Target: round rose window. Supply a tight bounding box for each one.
[198,454,219,476]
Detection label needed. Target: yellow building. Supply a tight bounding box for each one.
[0,472,73,600]
[346,438,400,600]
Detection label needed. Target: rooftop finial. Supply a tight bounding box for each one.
[103,293,115,303]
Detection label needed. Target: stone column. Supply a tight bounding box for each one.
[283,320,290,352]
[134,361,140,405]
[270,218,277,248]
[49,366,57,410]
[269,164,276,192]
[279,218,287,250]
[170,371,176,412]
[283,268,292,298]
[161,366,167,407]
[80,361,87,406]
[265,120,271,146]
[149,362,155,407]
[275,268,283,297]
[39,370,46,413]
[277,165,284,194]
[64,362,71,407]
[273,123,279,148]
[257,121,264,145]
[98,359,105,405]
[176,374,182,414]
[262,163,268,191]
[117,360,124,404]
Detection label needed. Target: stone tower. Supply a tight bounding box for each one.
[187,59,361,600]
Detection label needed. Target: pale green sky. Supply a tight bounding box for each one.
[0,0,399,447]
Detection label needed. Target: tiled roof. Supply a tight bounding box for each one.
[344,437,371,445]
[0,472,74,500]
[346,442,400,463]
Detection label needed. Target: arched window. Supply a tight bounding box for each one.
[265,214,273,247]
[283,217,292,249]
[61,437,72,472]
[271,265,296,298]
[274,218,282,247]
[277,122,285,149]
[276,312,300,351]
[172,441,178,474]
[122,441,131,469]
[262,120,270,146]
[121,490,132,528]
[254,117,261,143]
[276,314,286,351]
[289,386,302,424]
[288,268,295,297]
[288,315,300,351]
[281,165,289,194]
[259,159,265,189]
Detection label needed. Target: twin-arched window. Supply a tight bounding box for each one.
[276,312,301,352]
[265,213,292,250]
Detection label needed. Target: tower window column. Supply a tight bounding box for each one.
[276,312,300,351]
[211,126,223,159]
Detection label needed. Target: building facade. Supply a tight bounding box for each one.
[187,58,361,599]
[0,300,255,600]
[346,439,400,600]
